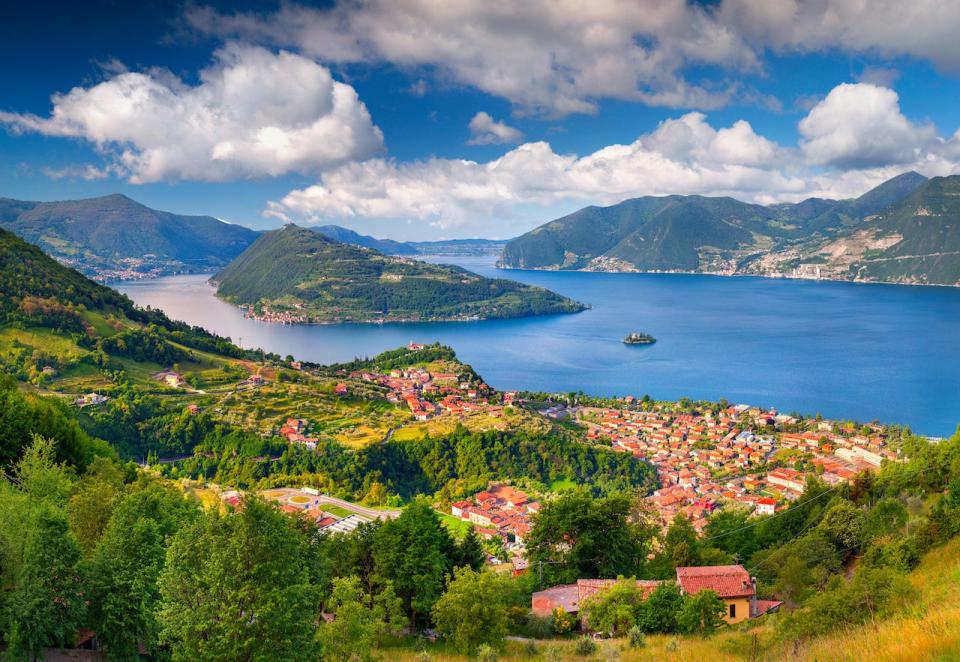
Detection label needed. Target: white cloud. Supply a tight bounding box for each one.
[719,0,960,72]
[266,112,805,229]
[267,83,960,234]
[185,1,758,117]
[0,43,383,183]
[186,1,960,117]
[467,112,523,145]
[799,83,937,169]
[41,164,118,181]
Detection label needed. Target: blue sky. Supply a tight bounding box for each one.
[3,1,960,239]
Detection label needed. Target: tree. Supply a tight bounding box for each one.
[456,526,487,571]
[372,498,454,628]
[6,513,87,661]
[862,498,908,542]
[677,589,725,635]
[649,514,701,578]
[87,516,165,659]
[432,567,510,654]
[526,489,655,586]
[817,500,865,551]
[158,498,321,662]
[372,581,406,644]
[581,578,645,635]
[635,583,684,634]
[317,576,381,662]
[68,477,119,556]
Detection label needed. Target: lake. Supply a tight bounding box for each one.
[117,256,960,437]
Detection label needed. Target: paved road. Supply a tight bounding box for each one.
[315,495,402,520]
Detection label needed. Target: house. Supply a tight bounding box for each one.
[675,564,780,624]
[75,392,109,408]
[755,497,776,516]
[532,579,663,618]
[767,467,806,493]
[335,382,348,396]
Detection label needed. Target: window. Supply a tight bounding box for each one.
[729,603,736,619]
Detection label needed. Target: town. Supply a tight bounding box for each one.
[260,343,899,564]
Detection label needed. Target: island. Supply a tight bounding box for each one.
[623,332,656,345]
[212,224,586,323]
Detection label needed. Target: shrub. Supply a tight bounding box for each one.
[575,636,597,656]
[666,638,679,652]
[627,625,646,648]
[524,639,539,657]
[553,606,575,634]
[523,613,554,639]
[476,643,497,662]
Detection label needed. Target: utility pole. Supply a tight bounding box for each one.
[538,560,543,590]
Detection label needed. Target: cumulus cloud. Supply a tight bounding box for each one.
[0,43,383,183]
[467,112,523,145]
[799,83,937,169]
[718,0,960,73]
[266,82,960,233]
[266,112,806,228]
[185,1,758,116]
[186,1,960,117]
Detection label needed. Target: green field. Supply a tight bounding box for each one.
[437,512,472,538]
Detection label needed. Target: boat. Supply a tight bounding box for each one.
[623,332,656,345]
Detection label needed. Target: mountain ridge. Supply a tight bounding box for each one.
[499,171,946,284]
[0,193,259,280]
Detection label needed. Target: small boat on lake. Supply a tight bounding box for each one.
[623,332,656,345]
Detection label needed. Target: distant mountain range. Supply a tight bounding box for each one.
[0,194,258,280]
[312,226,505,256]
[0,193,505,281]
[213,224,584,323]
[6,171,957,288]
[499,171,960,286]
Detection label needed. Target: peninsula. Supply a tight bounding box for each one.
[212,224,585,323]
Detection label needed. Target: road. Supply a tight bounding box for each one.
[314,494,402,520]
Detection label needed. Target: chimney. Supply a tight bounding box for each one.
[749,576,758,618]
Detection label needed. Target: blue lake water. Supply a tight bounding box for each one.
[117,256,960,437]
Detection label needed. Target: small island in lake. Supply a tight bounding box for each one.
[623,332,656,345]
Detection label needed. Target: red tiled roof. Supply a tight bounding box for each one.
[753,599,783,616]
[676,565,754,599]
[531,584,580,614]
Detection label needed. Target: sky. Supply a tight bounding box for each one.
[4,1,960,240]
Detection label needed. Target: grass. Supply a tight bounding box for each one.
[438,513,471,538]
[322,505,353,518]
[549,478,578,492]
[370,536,960,661]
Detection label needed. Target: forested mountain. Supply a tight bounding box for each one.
[214,224,585,322]
[315,226,508,256]
[499,171,933,282]
[0,193,259,279]
[748,175,960,285]
[313,224,417,254]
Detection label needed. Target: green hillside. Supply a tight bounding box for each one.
[500,172,928,276]
[214,224,585,322]
[849,175,960,285]
[0,193,259,279]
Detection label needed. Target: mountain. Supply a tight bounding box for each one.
[312,225,417,255]
[749,175,960,285]
[0,194,259,280]
[499,172,930,281]
[213,224,585,322]
[313,227,509,256]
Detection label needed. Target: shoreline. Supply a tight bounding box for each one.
[496,263,960,289]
